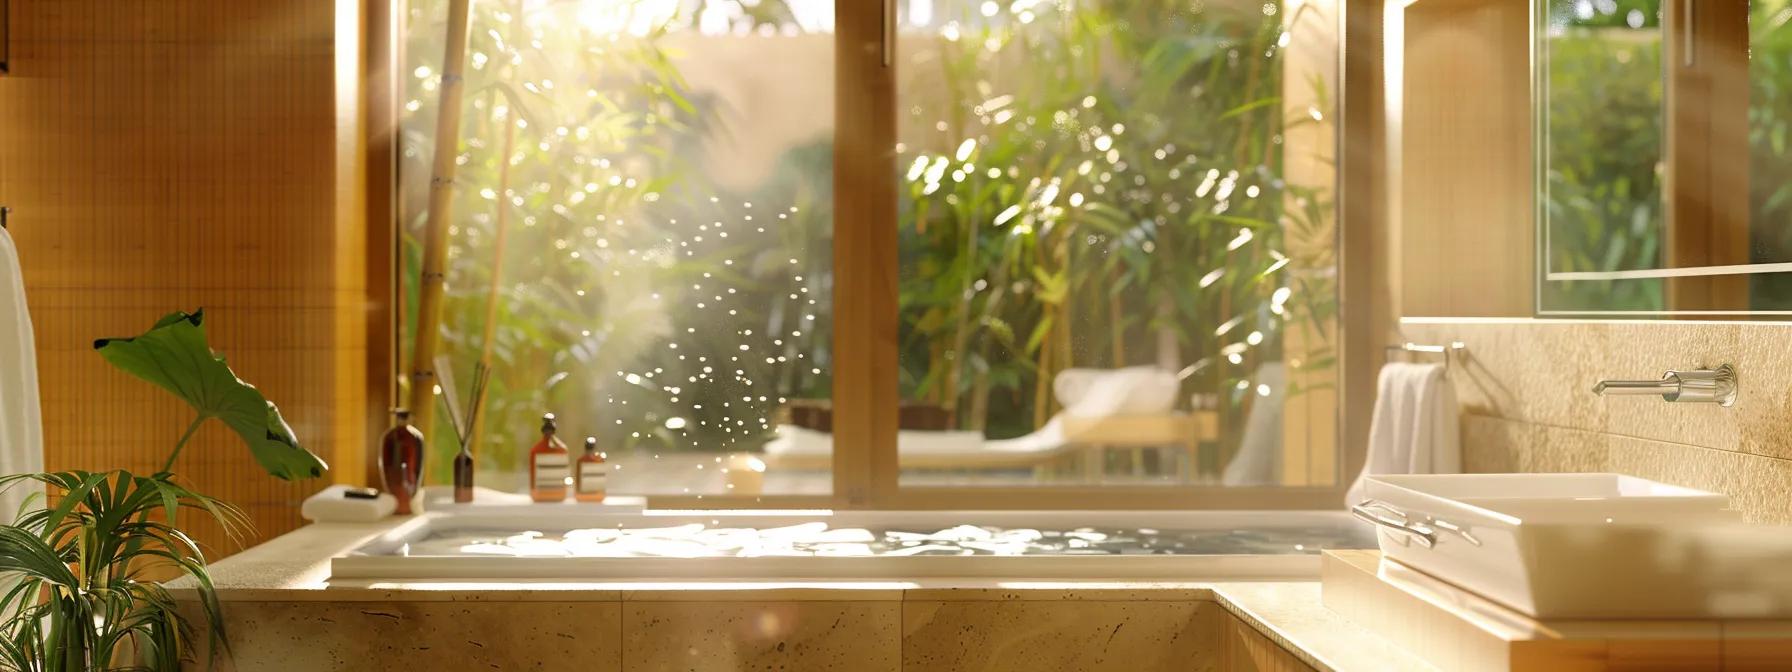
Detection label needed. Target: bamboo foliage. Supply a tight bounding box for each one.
[897,0,1340,448]
[397,0,812,486]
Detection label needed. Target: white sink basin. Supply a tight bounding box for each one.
[1353,473,1792,619]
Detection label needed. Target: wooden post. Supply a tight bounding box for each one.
[405,0,476,437]
[834,0,898,507]
[364,0,401,487]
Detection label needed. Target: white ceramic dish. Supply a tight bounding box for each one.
[1356,473,1792,619]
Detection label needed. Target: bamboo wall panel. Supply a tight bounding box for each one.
[0,0,367,558]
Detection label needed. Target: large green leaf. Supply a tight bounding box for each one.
[93,310,327,480]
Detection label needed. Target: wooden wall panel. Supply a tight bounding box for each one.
[1394,0,1533,318]
[0,0,367,559]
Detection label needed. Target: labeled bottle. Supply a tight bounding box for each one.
[378,408,426,515]
[529,413,570,503]
[452,440,474,504]
[574,436,608,503]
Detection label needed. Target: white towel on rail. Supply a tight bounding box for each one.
[1345,362,1459,507]
[0,227,44,521]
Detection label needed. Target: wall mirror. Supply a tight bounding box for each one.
[1537,0,1792,315]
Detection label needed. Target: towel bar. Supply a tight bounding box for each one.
[1384,341,1465,369]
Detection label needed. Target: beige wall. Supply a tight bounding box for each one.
[1398,319,1792,523]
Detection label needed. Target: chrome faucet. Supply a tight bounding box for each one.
[1593,364,1737,406]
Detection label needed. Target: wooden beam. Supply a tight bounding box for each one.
[1281,0,1341,487]
[1341,0,1395,488]
[363,0,399,486]
[833,0,898,508]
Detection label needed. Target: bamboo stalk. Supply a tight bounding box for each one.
[467,89,518,458]
[969,265,1009,433]
[1046,234,1060,383]
[1031,305,1053,429]
[943,186,980,424]
[968,340,990,432]
[405,0,477,440]
[1109,266,1125,365]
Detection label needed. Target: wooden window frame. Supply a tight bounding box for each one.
[1536,0,1761,315]
[1662,0,1751,311]
[377,0,1373,512]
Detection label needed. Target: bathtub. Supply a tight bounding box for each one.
[330,508,1373,581]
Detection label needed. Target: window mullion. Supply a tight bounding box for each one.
[833,0,900,508]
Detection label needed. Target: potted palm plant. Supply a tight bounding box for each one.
[0,309,327,671]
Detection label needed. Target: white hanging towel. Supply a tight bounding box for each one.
[1345,362,1459,507]
[0,227,43,521]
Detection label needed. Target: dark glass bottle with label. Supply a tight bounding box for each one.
[574,436,607,503]
[378,408,426,515]
[529,413,569,503]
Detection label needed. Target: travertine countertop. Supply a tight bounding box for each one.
[172,520,1434,672]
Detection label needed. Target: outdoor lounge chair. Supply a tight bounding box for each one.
[761,367,1220,481]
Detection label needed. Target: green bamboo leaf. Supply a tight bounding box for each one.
[94,310,327,481]
[1031,268,1068,304]
[1024,315,1055,353]
[1219,96,1280,121]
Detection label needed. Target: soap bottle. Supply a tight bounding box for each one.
[378,408,426,515]
[452,440,474,503]
[529,413,569,503]
[574,436,607,503]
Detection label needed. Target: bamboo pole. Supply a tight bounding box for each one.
[943,192,979,425]
[467,101,517,457]
[464,0,523,458]
[406,0,477,440]
[1109,265,1125,365]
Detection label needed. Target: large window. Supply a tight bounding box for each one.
[400,0,1340,506]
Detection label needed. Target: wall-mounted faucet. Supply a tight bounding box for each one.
[1593,364,1737,407]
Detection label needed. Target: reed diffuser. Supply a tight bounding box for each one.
[436,356,492,504]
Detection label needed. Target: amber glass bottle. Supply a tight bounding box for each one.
[529,413,570,502]
[378,409,426,515]
[574,436,607,503]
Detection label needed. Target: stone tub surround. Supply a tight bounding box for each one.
[170,521,1434,671]
[1402,317,1792,523]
